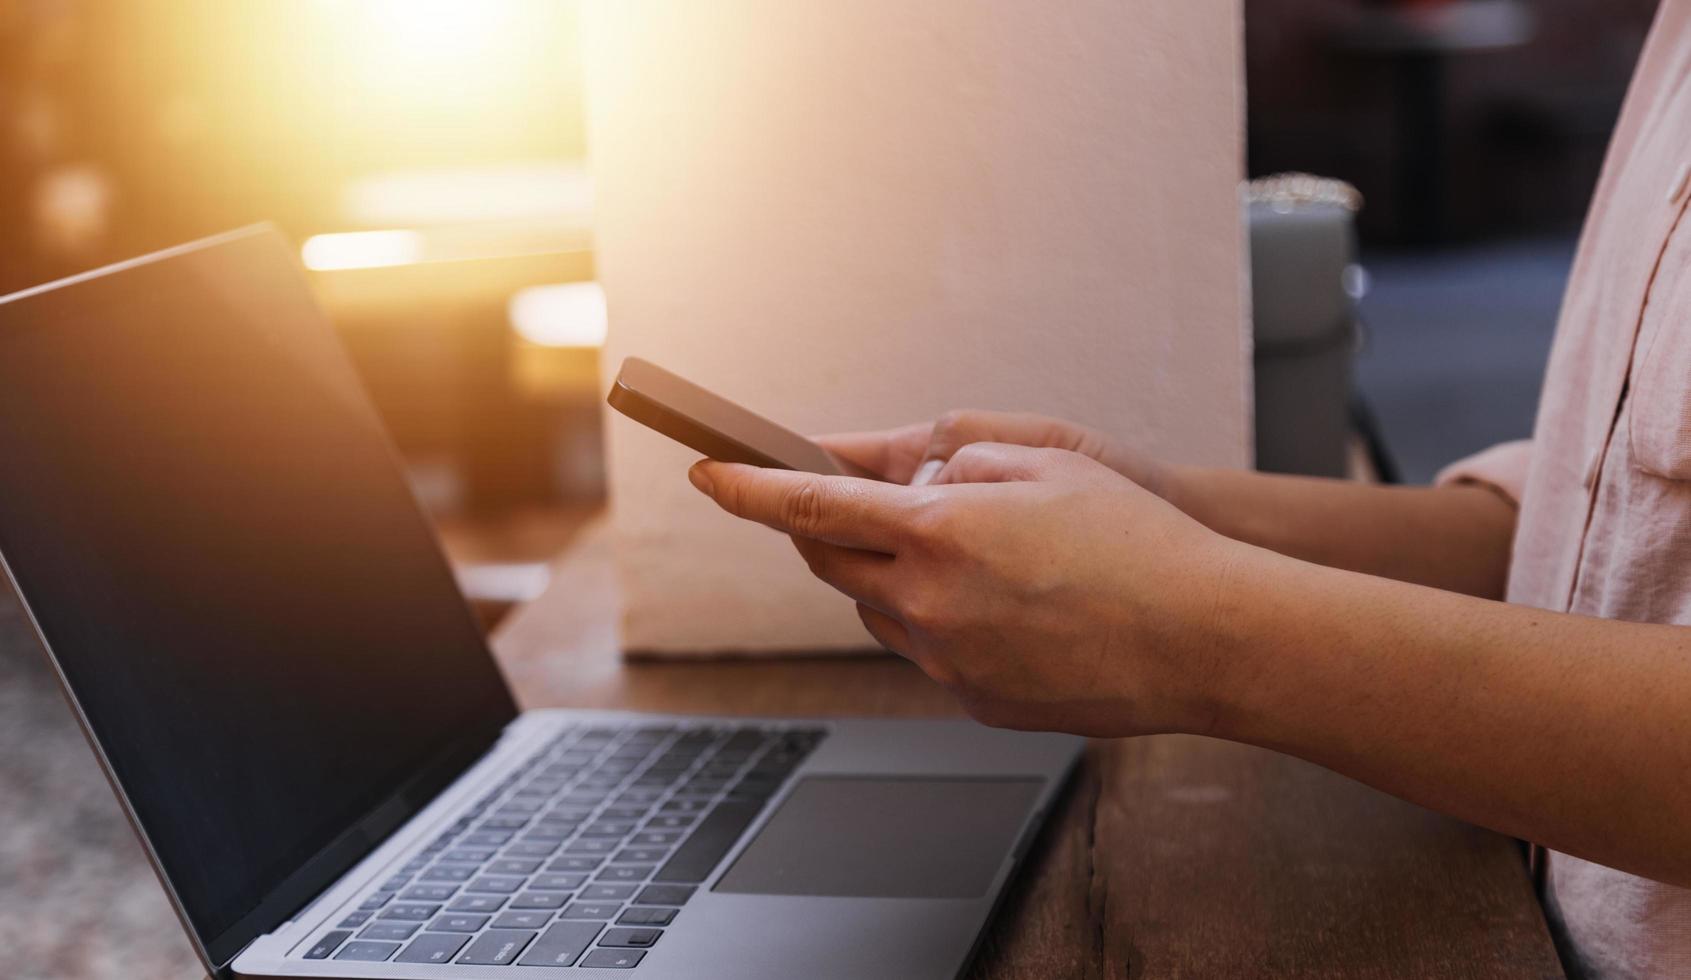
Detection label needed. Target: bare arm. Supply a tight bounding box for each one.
[1165,465,1517,598]
[823,411,1519,599]
[690,445,1691,887]
[1209,541,1691,887]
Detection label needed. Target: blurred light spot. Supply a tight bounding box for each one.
[344,165,592,228]
[454,561,551,605]
[301,229,424,271]
[313,0,515,67]
[34,163,110,255]
[1342,263,1371,301]
[509,282,607,348]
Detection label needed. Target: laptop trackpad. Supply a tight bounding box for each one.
[713,777,1044,899]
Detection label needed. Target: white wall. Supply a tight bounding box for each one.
[585,0,1249,655]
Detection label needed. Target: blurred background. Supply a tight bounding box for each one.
[0,0,1664,975]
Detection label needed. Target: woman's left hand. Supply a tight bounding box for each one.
[687,443,1241,737]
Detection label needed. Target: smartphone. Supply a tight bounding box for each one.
[607,357,879,479]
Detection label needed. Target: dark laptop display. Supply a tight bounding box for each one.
[0,229,516,968]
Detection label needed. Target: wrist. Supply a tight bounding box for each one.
[1148,461,1200,515]
[1168,533,1271,739]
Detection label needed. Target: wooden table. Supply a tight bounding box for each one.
[492,523,1564,978]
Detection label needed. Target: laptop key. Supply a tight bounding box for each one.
[378,903,441,921]
[581,948,645,969]
[447,894,506,913]
[517,921,605,968]
[566,839,618,854]
[634,884,695,906]
[464,830,514,846]
[335,940,400,962]
[645,814,698,830]
[491,910,553,930]
[304,930,350,959]
[358,893,392,910]
[582,883,637,901]
[724,728,769,750]
[615,848,668,864]
[531,873,587,891]
[399,884,457,902]
[599,927,662,948]
[488,858,541,876]
[509,890,570,910]
[466,875,527,894]
[456,928,537,966]
[630,831,681,846]
[359,922,420,941]
[395,932,469,965]
[336,912,371,929]
[617,907,677,926]
[548,855,602,872]
[506,840,561,857]
[653,800,761,883]
[596,865,653,883]
[729,780,778,800]
[443,846,495,863]
[427,913,489,932]
[420,864,475,882]
[559,902,619,919]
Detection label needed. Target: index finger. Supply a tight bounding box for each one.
[689,460,918,553]
[814,422,933,483]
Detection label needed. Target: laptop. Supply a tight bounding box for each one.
[0,226,1081,979]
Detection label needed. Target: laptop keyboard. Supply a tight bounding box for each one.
[300,723,826,969]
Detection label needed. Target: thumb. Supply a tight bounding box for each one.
[910,410,1095,486]
[911,410,1024,486]
[930,442,1059,486]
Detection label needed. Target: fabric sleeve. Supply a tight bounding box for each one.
[1434,439,1533,508]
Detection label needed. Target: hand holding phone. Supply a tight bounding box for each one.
[606,357,879,479]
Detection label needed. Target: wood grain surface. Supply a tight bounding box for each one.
[493,521,1564,979]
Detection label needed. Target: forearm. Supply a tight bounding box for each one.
[1163,465,1515,598]
[1200,543,1691,886]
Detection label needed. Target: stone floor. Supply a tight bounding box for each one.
[0,595,202,979]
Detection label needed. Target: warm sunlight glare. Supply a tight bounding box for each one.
[301,229,424,271]
[315,0,516,71]
[509,282,608,348]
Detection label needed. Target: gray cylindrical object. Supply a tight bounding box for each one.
[1249,200,1358,477]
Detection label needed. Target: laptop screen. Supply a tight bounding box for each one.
[0,228,517,969]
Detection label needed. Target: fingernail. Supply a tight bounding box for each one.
[911,458,944,486]
[688,463,714,495]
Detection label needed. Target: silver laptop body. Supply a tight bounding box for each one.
[0,227,1081,980]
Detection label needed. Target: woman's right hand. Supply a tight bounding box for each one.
[818,410,1174,498]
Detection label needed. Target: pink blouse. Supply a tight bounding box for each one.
[1438,2,1691,975]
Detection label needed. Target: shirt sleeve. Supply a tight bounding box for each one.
[1434,439,1533,508]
